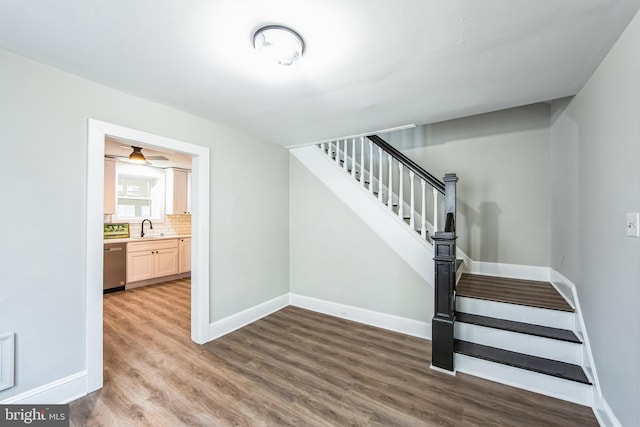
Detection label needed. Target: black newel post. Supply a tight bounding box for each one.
[431,173,458,372]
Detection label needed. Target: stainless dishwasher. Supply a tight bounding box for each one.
[104,242,126,293]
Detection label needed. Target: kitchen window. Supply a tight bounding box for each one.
[114,163,165,222]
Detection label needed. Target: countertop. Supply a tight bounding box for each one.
[104,234,191,244]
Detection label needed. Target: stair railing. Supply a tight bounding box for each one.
[317,134,458,372]
[319,135,452,239]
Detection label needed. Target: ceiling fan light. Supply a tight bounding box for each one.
[128,146,146,164]
[253,25,304,66]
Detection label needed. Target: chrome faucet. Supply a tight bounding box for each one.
[141,219,153,237]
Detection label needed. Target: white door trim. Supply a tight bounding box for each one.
[86,119,210,393]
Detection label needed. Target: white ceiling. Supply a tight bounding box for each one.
[0,1,638,147]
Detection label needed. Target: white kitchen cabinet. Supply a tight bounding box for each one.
[104,158,116,215]
[186,171,192,215]
[155,247,180,277]
[178,237,191,273]
[127,250,154,282]
[127,239,179,283]
[165,168,191,214]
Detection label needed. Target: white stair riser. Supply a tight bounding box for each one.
[456,296,574,330]
[454,354,592,407]
[454,323,582,365]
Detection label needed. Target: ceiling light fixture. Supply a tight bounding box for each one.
[128,146,146,164]
[253,25,304,66]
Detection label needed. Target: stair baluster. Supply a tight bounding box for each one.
[351,138,356,177]
[360,137,365,187]
[342,139,348,171]
[398,163,404,219]
[368,139,374,194]
[433,187,439,232]
[421,180,427,239]
[377,146,383,202]
[387,154,393,209]
[409,170,415,229]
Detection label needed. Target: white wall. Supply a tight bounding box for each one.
[386,104,551,267]
[210,128,289,321]
[550,10,640,427]
[289,156,432,322]
[0,48,289,400]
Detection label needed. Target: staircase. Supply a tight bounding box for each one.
[297,134,594,406]
[453,273,592,405]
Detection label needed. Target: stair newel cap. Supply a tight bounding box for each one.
[443,173,458,183]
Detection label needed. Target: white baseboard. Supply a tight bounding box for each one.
[459,257,551,282]
[0,371,87,404]
[290,294,431,340]
[125,272,190,290]
[592,395,623,427]
[208,294,289,341]
[549,269,613,425]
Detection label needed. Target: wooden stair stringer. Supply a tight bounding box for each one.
[291,145,435,285]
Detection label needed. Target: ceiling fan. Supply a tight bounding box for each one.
[105,146,169,164]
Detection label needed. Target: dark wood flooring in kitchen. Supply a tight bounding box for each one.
[70,279,597,426]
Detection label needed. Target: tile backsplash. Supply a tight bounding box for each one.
[104,214,191,237]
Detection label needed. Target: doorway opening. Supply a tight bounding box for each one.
[86,119,210,393]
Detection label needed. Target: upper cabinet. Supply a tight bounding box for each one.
[165,168,191,215]
[104,158,116,215]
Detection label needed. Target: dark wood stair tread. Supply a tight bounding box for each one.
[456,274,574,312]
[455,340,591,384]
[456,312,581,343]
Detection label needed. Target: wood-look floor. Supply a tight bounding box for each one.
[456,273,574,312]
[70,279,597,426]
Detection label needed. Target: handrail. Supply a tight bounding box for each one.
[366,135,445,194]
